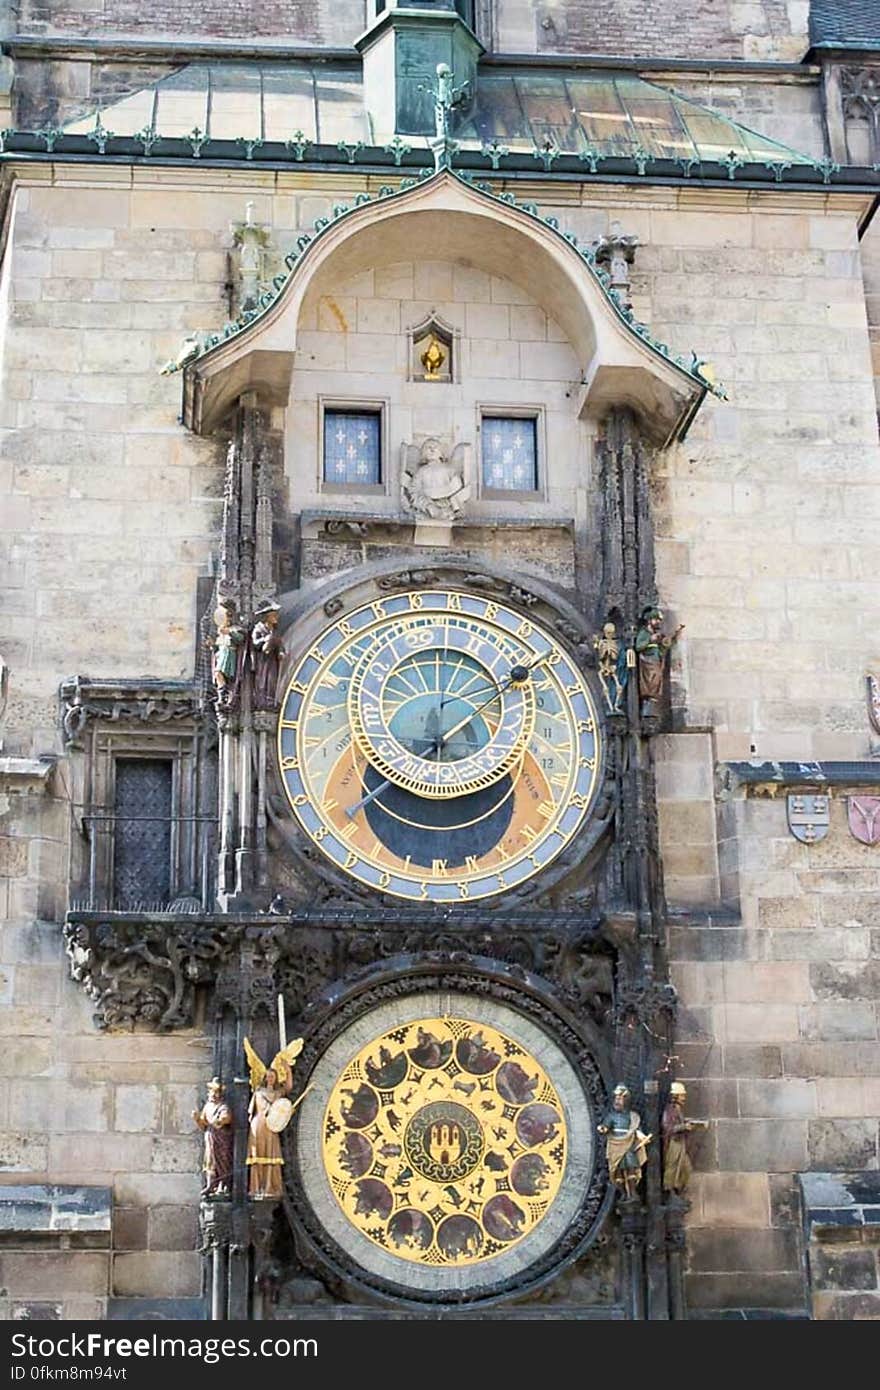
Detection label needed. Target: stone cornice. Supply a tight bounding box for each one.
[0,754,55,793]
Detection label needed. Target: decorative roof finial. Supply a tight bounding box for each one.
[422,61,468,172]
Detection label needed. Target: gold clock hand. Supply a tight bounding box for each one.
[438,660,542,747]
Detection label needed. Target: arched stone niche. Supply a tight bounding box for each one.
[183,172,707,453]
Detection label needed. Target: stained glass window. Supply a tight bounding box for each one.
[481,416,539,492]
[323,409,382,487]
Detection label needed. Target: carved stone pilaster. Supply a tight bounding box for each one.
[200,1199,232,1321]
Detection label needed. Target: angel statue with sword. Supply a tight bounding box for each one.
[243,1034,310,1199]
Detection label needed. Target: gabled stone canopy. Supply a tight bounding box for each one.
[182,169,712,444]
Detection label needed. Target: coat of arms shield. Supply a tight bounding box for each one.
[786,794,830,844]
[847,796,880,847]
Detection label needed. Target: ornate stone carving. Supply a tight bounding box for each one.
[63,914,242,1030]
[592,223,639,308]
[401,436,471,521]
[60,678,201,748]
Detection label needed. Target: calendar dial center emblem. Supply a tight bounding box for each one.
[278,589,601,904]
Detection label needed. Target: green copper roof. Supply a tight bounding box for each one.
[461,68,815,166]
[60,60,815,169]
[62,62,370,146]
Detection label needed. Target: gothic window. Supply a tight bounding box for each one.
[322,406,384,489]
[112,759,174,909]
[480,414,540,494]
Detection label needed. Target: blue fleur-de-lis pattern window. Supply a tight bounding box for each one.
[323,409,382,486]
[481,416,539,492]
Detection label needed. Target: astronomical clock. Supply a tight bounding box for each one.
[277,587,602,903]
[262,575,616,1308]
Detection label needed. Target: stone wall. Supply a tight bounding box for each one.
[0,777,209,1316]
[13,0,364,46]
[491,0,810,61]
[1,160,879,1315]
[669,791,880,1313]
[11,1,812,61]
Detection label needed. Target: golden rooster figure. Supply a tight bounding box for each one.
[243,1036,305,1199]
[420,334,446,380]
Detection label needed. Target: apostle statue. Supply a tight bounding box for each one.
[635,607,684,716]
[243,1036,304,1200]
[662,1081,708,1195]
[401,437,470,522]
[597,1083,651,1199]
[250,601,285,712]
[192,1077,234,1198]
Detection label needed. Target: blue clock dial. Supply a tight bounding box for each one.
[277,589,601,903]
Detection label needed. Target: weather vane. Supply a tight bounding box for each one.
[420,62,469,172]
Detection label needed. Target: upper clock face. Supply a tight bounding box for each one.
[277,588,601,903]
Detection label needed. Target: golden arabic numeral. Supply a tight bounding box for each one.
[281,756,299,771]
[447,592,463,612]
[580,756,596,770]
[431,859,449,877]
[464,855,480,873]
[371,600,386,620]
[280,720,298,732]
[578,718,595,733]
[566,683,582,696]
[378,871,391,889]
[458,882,470,899]
[527,853,541,870]
[516,620,533,639]
[409,593,423,610]
[344,851,358,869]
[546,650,562,666]
[292,795,308,807]
[289,680,308,695]
[314,826,328,842]
[484,601,499,620]
[572,793,588,810]
[496,872,507,888]
[307,645,325,663]
[420,881,430,900]
[338,619,355,638]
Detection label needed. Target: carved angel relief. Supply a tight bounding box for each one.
[401,436,471,522]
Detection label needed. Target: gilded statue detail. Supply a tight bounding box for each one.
[243,1036,304,1200]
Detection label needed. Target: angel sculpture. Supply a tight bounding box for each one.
[401,437,471,522]
[243,1036,305,1199]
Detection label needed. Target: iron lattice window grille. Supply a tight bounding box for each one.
[322,409,383,487]
[112,759,174,910]
[67,706,216,914]
[480,415,539,493]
